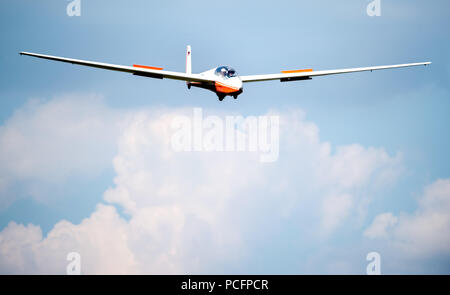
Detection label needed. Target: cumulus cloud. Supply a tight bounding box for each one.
[364,179,450,272]
[0,96,403,274]
[322,193,353,233]
[0,94,121,208]
[0,204,137,274]
[395,179,450,256]
[363,212,398,239]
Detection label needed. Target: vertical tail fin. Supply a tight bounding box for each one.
[186,45,192,74]
[186,45,192,89]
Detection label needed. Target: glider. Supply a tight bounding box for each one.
[20,46,431,101]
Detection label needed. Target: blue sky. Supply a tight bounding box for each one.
[0,0,449,274]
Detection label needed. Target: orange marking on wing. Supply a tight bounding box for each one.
[215,81,240,93]
[133,64,164,70]
[281,68,313,74]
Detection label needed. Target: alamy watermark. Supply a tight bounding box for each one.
[366,0,381,17]
[170,108,280,163]
[366,251,381,275]
[66,252,81,275]
[66,0,81,17]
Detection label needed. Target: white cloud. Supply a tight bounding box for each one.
[363,212,398,239]
[0,94,121,208]
[0,221,42,274]
[394,179,450,257]
[0,204,137,274]
[0,96,402,274]
[322,193,353,233]
[364,179,450,262]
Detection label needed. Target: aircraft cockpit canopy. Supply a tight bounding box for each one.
[215,66,238,78]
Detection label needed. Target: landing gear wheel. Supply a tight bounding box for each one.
[218,95,225,101]
[233,95,237,99]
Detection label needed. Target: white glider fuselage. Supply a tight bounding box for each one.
[184,45,242,100]
[189,66,243,100]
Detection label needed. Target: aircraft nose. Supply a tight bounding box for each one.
[237,77,243,89]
